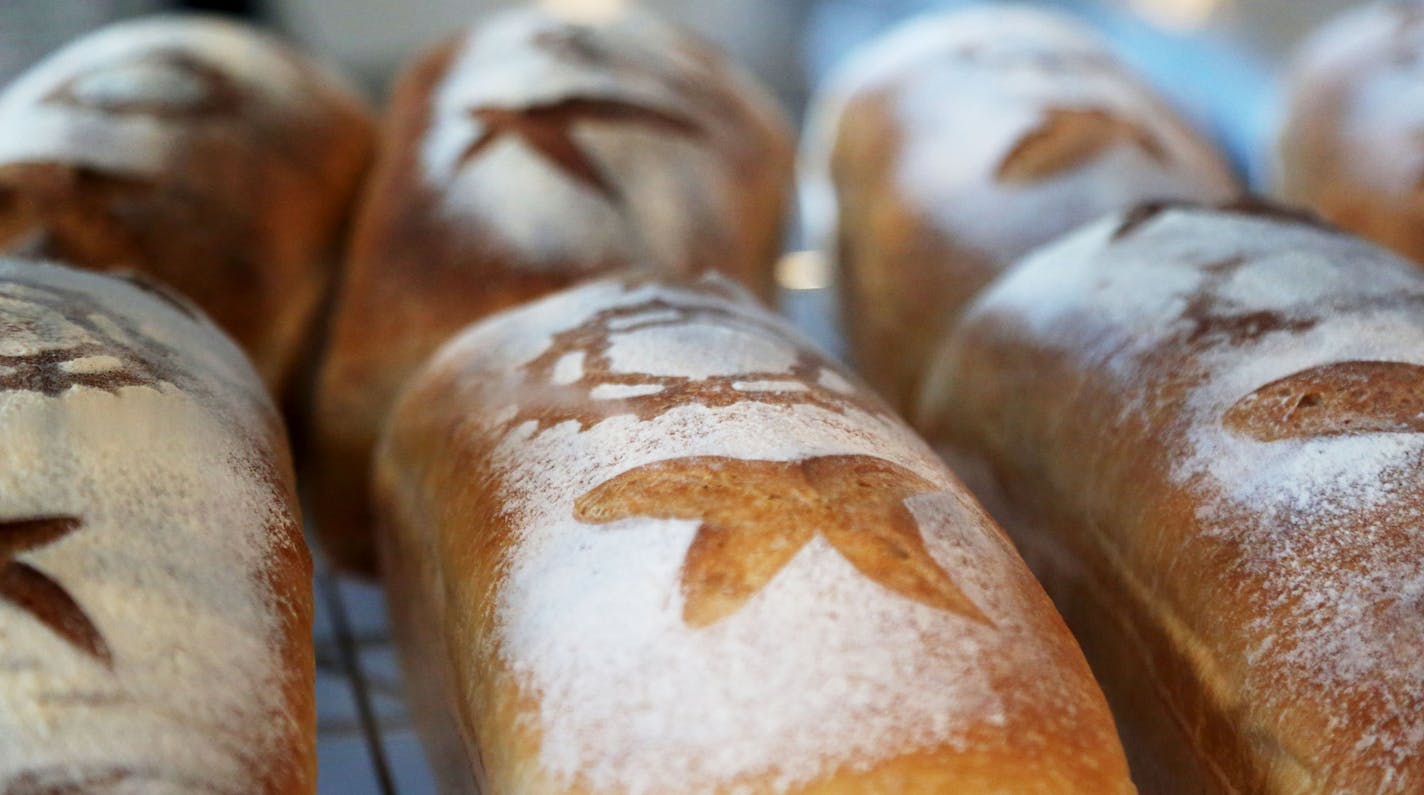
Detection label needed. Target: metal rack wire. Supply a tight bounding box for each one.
[314,556,436,795]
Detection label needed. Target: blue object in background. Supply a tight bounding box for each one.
[804,0,1280,187]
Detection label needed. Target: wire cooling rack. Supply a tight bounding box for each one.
[309,279,841,794]
[313,558,435,795]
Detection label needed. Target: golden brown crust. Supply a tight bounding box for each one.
[0,259,314,794]
[917,201,1424,793]
[256,452,318,795]
[574,454,991,627]
[807,6,1240,413]
[1278,1,1424,266]
[374,274,1133,793]
[0,16,375,396]
[309,7,795,575]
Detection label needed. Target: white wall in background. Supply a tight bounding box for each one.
[1216,0,1356,61]
[271,0,815,112]
[0,0,163,87]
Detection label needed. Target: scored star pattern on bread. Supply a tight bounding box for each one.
[0,346,153,397]
[1110,199,1334,243]
[996,107,1166,184]
[42,49,246,120]
[0,281,176,397]
[533,24,741,123]
[509,296,888,434]
[574,454,990,628]
[0,515,112,667]
[1225,361,1424,442]
[458,98,704,202]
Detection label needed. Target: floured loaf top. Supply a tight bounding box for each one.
[419,5,789,269]
[0,258,306,793]
[802,3,1238,261]
[379,273,1128,793]
[922,201,1424,792]
[0,14,366,180]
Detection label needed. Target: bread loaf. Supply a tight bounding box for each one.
[915,200,1424,793]
[803,5,1239,413]
[373,272,1133,794]
[0,15,375,394]
[1278,0,1424,266]
[311,5,795,574]
[0,258,313,793]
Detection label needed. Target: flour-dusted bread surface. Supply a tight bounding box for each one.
[311,5,795,575]
[916,201,1424,793]
[373,273,1133,794]
[802,4,1239,413]
[0,259,313,793]
[1278,1,1424,267]
[0,15,375,393]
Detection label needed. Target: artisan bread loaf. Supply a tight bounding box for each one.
[311,5,795,574]
[373,273,1133,794]
[0,15,375,394]
[0,258,313,793]
[1278,0,1424,266]
[916,200,1424,793]
[803,5,1239,412]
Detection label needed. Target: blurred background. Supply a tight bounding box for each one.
[0,0,1363,188]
